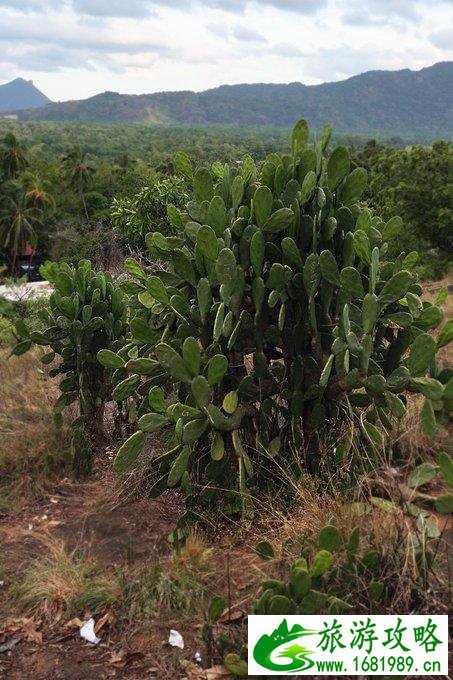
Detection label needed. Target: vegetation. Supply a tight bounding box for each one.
[1,121,450,280]
[13,260,128,474]
[361,140,452,279]
[0,115,451,678]
[106,120,451,528]
[14,62,453,139]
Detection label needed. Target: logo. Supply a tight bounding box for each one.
[253,618,318,673]
[249,615,449,676]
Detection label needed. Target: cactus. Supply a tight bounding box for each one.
[252,524,385,615]
[13,259,127,474]
[112,118,451,516]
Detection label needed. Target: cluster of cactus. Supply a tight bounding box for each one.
[14,260,127,473]
[98,118,451,515]
[253,524,385,616]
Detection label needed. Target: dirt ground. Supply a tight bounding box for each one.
[0,468,200,680]
[0,452,259,680]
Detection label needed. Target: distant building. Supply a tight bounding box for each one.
[1,114,18,120]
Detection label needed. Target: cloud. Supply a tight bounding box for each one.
[342,0,420,26]
[72,0,156,18]
[0,20,174,56]
[232,26,266,42]
[207,22,266,41]
[257,0,326,13]
[270,42,305,57]
[429,28,453,50]
[0,0,61,10]
[149,0,326,13]
[5,47,96,72]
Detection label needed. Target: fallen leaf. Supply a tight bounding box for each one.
[205,666,231,680]
[66,618,84,629]
[218,608,244,623]
[22,620,42,644]
[108,650,125,665]
[95,611,115,633]
[181,659,206,680]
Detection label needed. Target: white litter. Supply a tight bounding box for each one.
[80,618,101,644]
[194,651,202,662]
[168,629,184,649]
[0,581,4,587]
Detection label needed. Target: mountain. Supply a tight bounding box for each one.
[15,62,453,137]
[0,78,51,113]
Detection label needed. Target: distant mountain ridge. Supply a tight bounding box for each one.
[13,62,453,137]
[0,78,51,113]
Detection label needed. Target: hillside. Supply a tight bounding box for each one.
[0,78,51,113]
[16,62,453,137]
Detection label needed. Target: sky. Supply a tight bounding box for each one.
[0,0,452,101]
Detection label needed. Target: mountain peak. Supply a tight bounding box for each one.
[0,78,51,114]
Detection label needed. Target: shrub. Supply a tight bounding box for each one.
[101,119,451,519]
[14,259,127,474]
[363,141,452,278]
[111,176,188,253]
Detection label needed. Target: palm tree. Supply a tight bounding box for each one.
[114,153,136,174]
[21,171,56,212]
[61,146,94,219]
[0,193,42,276]
[0,132,28,179]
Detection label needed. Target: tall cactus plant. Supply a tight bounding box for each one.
[14,259,127,474]
[101,119,451,516]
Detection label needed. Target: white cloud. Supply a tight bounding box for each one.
[0,0,450,100]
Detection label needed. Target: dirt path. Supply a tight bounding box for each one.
[0,471,185,679]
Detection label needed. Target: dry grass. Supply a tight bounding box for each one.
[395,278,453,461]
[9,532,122,622]
[0,349,71,499]
[231,481,450,616]
[122,531,215,628]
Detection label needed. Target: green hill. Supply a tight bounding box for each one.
[16,62,452,138]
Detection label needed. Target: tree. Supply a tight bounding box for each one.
[61,146,95,219]
[0,192,42,275]
[365,141,452,278]
[21,171,56,212]
[0,132,28,179]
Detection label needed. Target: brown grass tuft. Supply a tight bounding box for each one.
[0,349,71,500]
[9,532,122,622]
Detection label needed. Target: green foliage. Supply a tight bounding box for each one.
[13,259,127,474]
[114,119,451,518]
[111,177,187,252]
[360,140,452,278]
[252,524,384,615]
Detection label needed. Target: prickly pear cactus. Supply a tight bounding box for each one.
[14,259,127,473]
[253,524,384,615]
[105,119,451,516]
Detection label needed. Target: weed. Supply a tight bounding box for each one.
[0,349,71,500]
[9,533,121,621]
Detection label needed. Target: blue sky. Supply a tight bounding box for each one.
[0,0,452,100]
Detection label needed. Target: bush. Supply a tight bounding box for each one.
[14,260,127,474]
[111,176,188,253]
[103,119,451,521]
[363,141,452,279]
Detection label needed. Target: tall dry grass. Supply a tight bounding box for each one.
[0,349,71,499]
